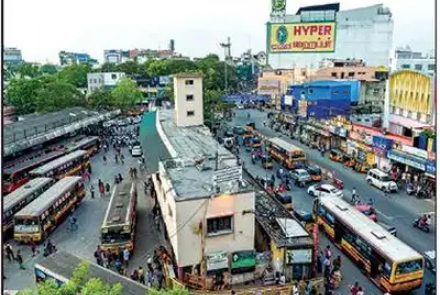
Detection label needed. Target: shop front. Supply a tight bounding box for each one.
[300,123,331,149]
[285,248,313,280]
[348,131,375,170]
[372,136,394,171]
[329,125,348,154]
[386,149,427,174]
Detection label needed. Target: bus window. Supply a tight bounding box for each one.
[396,260,423,275]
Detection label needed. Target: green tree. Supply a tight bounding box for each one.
[111,78,143,110]
[116,61,140,75]
[57,64,91,88]
[35,80,87,113]
[99,62,118,73]
[88,89,115,108]
[16,63,40,78]
[6,75,56,115]
[40,64,59,75]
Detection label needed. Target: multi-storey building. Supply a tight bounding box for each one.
[173,73,204,127]
[87,72,126,93]
[267,3,394,68]
[59,51,98,66]
[391,47,435,76]
[4,47,23,65]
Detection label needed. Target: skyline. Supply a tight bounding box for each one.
[5,0,436,64]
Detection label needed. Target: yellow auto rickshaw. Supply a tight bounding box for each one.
[342,155,355,168]
[329,149,343,162]
[261,155,273,169]
[353,158,370,173]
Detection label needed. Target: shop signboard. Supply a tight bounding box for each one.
[426,160,436,176]
[387,150,426,171]
[402,145,428,159]
[206,251,229,271]
[372,136,394,151]
[258,80,281,95]
[231,250,256,273]
[329,126,336,134]
[373,147,386,158]
[298,100,308,118]
[428,151,436,161]
[212,166,242,186]
[286,249,312,265]
[271,0,286,14]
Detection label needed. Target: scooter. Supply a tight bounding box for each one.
[406,184,416,195]
[412,218,430,233]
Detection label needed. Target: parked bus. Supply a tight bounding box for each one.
[34,251,148,293]
[29,150,89,179]
[313,196,424,293]
[266,137,306,169]
[65,136,100,156]
[3,150,66,194]
[3,178,55,237]
[14,177,85,243]
[100,181,137,254]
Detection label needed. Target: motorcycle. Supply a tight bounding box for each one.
[412,218,430,233]
[415,189,429,199]
[406,183,416,195]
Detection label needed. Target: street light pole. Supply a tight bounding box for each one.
[220,37,231,94]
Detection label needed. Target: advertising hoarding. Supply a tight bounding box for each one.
[268,22,336,53]
[206,251,229,271]
[231,250,256,274]
[271,0,286,13]
[286,249,312,264]
[258,80,281,95]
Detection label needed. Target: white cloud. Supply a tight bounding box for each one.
[4,0,435,63]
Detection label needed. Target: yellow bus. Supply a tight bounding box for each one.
[313,197,424,293]
[266,137,306,170]
[65,136,101,156]
[14,177,85,243]
[100,181,137,254]
[29,150,89,180]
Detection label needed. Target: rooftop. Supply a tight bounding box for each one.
[174,73,203,79]
[161,157,251,201]
[159,109,231,159]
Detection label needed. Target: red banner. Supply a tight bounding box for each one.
[312,224,319,275]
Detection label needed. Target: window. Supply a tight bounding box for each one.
[396,260,423,275]
[414,64,423,71]
[331,72,337,78]
[428,64,435,71]
[187,111,195,117]
[186,95,194,101]
[111,74,117,79]
[185,80,194,85]
[401,64,411,69]
[207,216,232,235]
[373,88,380,94]
[348,72,355,77]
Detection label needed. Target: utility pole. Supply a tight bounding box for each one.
[220,37,231,93]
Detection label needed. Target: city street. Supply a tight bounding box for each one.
[4,122,167,291]
[227,108,436,294]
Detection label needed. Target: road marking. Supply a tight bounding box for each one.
[424,199,436,205]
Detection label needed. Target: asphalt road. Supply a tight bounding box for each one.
[225,108,436,294]
[4,121,167,291]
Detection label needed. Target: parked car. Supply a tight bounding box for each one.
[366,169,398,192]
[289,169,312,184]
[131,145,142,157]
[424,251,436,273]
[307,184,343,198]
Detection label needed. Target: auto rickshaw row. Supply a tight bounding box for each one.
[328,149,371,173]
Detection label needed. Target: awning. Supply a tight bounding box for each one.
[387,149,427,171]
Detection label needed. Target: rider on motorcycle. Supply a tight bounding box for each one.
[418,214,428,227]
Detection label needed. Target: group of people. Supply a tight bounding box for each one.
[390,167,435,199]
[317,245,344,294]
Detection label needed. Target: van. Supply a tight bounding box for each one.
[366,169,398,192]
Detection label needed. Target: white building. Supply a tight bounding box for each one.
[268,4,393,68]
[4,47,23,65]
[152,87,255,278]
[173,73,204,127]
[87,72,126,93]
[391,47,435,76]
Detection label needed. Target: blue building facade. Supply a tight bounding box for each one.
[283,80,357,120]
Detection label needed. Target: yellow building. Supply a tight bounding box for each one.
[388,70,434,135]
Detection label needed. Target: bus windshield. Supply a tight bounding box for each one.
[101,232,131,244]
[14,218,40,233]
[396,259,423,275]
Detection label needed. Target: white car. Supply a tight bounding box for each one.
[307,184,343,198]
[366,169,398,192]
[131,146,143,157]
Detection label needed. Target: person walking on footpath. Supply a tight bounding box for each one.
[5,243,15,262]
[351,187,357,203]
[103,155,107,165]
[90,184,95,199]
[120,154,125,164]
[154,214,160,231]
[30,238,38,257]
[105,183,111,195]
[99,182,105,198]
[94,246,103,266]
[123,247,130,268]
[133,167,138,179]
[138,266,145,285]
[16,249,25,269]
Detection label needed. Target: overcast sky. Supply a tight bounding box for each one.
[4,0,436,63]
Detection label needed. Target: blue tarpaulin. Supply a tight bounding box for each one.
[220,94,270,102]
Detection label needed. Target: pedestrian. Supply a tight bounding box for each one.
[298,278,307,295]
[115,154,119,164]
[131,268,139,281]
[138,266,145,284]
[94,246,103,266]
[155,268,164,289]
[120,154,125,164]
[317,251,323,273]
[351,187,357,203]
[107,249,113,267]
[16,249,25,269]
[90,184,95,199]
[5,243,15,262]
[123,248,130,268]
[332,255,342,272]
[323,256,331,279]
[146,266,153,287]
[30,238,37,257]
[350,282,360,295]
[133,167,137,179]
[105,183,111,194]
[356,287,364,295]
[324,245,332,259]
[154,215,160,231]
[99,182,105,197]
[102,252,109,268]
[103,155,107,165]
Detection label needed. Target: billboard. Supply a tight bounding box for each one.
[268,22,336,53]
[258,79,280,95]
[271,0,286,14]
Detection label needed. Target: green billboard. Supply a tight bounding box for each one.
[231,250,256,270]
